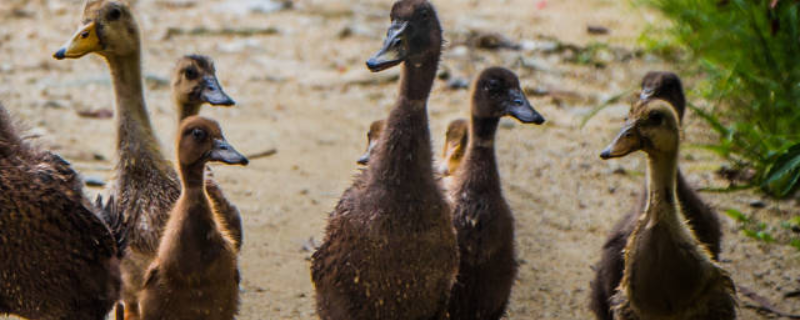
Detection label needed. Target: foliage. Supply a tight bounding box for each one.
[639,0,800,198]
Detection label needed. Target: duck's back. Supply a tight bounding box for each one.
[0,111,120,319]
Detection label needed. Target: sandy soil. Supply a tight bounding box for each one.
[1,0,798,319]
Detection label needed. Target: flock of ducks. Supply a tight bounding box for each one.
[0,0,740,319]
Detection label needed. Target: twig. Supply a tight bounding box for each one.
[246,148,277,160]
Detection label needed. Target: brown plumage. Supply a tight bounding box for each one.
[139,116,248,320]
[439,118,469,178]
[590,72,722,320]
[599,100,736,320]
[447,68,545,320]
[311,1,458,319]
[171,54,243,252]
[356,119,386,166]
[54,2,181,318]
[0,105,123,320]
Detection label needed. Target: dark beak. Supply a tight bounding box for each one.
[506,89,545,124]
[357,141,378,165]
[600,123,642,160]
[201,76,235,106]
[208,139,248,165]
[366,21,408,72]
[357,151,370,165]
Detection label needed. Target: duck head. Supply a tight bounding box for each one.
[367,0,442,72]
[54,0,139,60]
[600,99,681,160]
[173,55,235,116]
[639,71,686,120]
[178,116,248,168]
[357,119,386,165]
[472,67,545,124]
[439,118,468,176]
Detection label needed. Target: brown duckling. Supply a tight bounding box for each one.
[139,116,248,320]
[0,105,124,320]
[447,67,545,320]
[311,1,458,319]
[171,55,243,252]
[439,118,469,193]
[356,119,386,165]
[599,100,736,320]
[54,1,181,318]
[590,72,722,320]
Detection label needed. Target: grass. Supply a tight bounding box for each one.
[638,0,800,198]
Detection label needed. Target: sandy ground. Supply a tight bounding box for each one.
[1,0,798,319]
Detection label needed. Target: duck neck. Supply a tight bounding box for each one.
[177,101,202,124]
[105,52,166,168]
[457,116,500,189]
[368,55,439,187]
[179,162,207,191]
[643,150,679,224]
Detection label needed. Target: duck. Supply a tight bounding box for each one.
[599,99,736,320]
[0,104,125,320]
[589,72,722,320]
[446,67,545,320]
[439,118,469,193]
[53,1,181,318]
[311,0,459,319]
[171,54,243,252]
[138,116,247,320]
[356,119,386,165]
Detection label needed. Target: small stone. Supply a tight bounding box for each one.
[749,200,767,209]
[587,25,610,35]
[446,77,469,90]
[85,177,106,187]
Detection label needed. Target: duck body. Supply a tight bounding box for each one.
[139,116,247,320]
[599,100,735,320]
[312,1,458,319]
[590,72,721,320]
[447,68,544,320]
[0,106,122,320]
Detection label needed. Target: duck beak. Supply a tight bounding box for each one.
[366,21,408,72]
[208,139,249,166]
[506,89,545,124]
[54,22,102,60]
[202,76,235,107]
[600,123,642,159]
[357,140,378,165]
[640,87,655,100]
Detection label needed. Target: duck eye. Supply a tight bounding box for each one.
[184,68,198,80]
[485,79,500,92]
[192,128,207,141]
[419,9,430,19]
[107,8,121,21]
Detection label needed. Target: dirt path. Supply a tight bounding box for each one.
[0,0,798,319]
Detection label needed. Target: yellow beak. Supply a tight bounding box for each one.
[53,22,101,60]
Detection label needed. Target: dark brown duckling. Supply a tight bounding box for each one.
[139,116,248,320]
[171,54,243,252]
[600,100,736,320]
[54,2,181,318]
[447,67,545,320]
[0,105,124,320]
[311,1,458,319]
[589,72,722,320]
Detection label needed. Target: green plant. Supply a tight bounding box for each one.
[639,0,800,198]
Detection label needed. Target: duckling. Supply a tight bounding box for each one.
[356,119,386,165]
[311,1,459,319]
[0,104,124,320]
[139,116,248,320]
[589,72,722,320]
[599,99,736,320]
[439,118,469,192]
[54,2,181,318]
[171,55,243,252]
[447,67,545,320]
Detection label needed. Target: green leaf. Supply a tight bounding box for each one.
[762,143,800,197]
[791,239,800,251]
[724,209,750,223]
